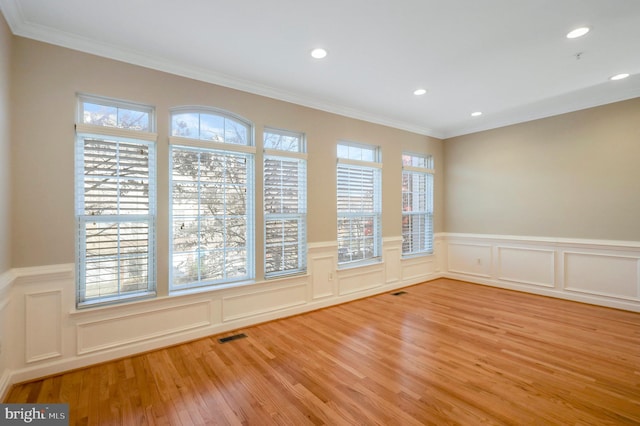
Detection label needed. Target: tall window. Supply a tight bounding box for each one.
[337,142,382,266]
[169,107,255,291]
[263,129,307,277]
[75,94,157,307]
[402,153,434,256]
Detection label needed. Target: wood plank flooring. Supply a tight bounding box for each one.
[5,278,640,425]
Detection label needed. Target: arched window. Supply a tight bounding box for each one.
[169,107,255,291]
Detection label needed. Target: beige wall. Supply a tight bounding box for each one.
[11,32,639,277]
[10,37,444,277]
[0,13,11,274]
[444,97,640,241]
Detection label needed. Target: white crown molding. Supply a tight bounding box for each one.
[442,79,640,139]
[0,0,22,33]
[0,2,443,139]
[2,0,636,141]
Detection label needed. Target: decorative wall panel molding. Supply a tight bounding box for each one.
[0,269,14,312]
[447,243,492,277]
[222,281,307,322]
[338,265,384,295]
[310,255,336,299]
[383,237,404,285]
[444,234,640,312]
[25,290,62,363]
[497,246,555,288]
[6,234,639,398]
[563,251,639,300]
[401,256,436,283]
[384,246,402,284]
[434,238,444,273]
[77,300,212,354]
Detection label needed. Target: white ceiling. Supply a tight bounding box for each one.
[1,0,639,138]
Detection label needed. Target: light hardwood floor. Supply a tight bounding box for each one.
[5,278,640,425]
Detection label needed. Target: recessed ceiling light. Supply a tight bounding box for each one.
[471,111,483,117]
[413,88,427,96]
[610,73,630,81]
[310,48,327,59]
[566,27,590,39]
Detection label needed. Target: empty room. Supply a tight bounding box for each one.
[0,0,639,424]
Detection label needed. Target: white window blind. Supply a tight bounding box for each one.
[75,95,157,307]
[264,128,307,278]
[169,108,255,291]
[402,153,434,256]
[337,142,382,266]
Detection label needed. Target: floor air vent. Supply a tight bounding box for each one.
[218,333,248,343]
[391,291,408,296]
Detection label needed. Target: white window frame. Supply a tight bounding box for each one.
[75,94,157,308]
[336,141,382,267]
[169,107,256,291]
[402,152,434,257]
[263,128,308,278]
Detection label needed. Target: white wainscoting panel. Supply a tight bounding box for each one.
[443,234,640,312]
[77,300,212,354]
[401,255,436,284]
[447,243,492,278]
[564,251,639,300]
[338,265,384,295]
[434,237,444,273]
[0,237,451,395]
[384,246,402,285]
[222,281,307,322]
[6,234,640,400]
[0,269,14,312]
[497,246,555,288]
[382,238,403,284]
[311,255,336,299]
[25,290,62,363]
